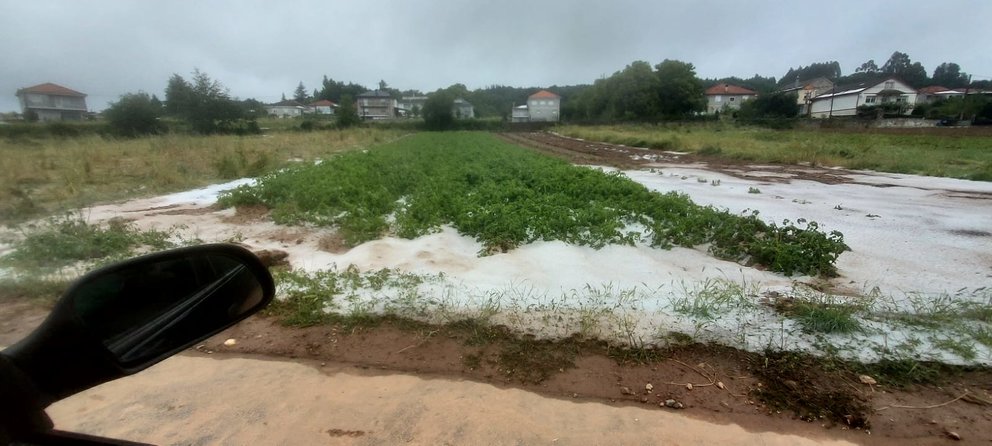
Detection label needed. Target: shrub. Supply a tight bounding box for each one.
[104,92,166,137]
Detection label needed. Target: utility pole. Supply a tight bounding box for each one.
[960,74,972,121]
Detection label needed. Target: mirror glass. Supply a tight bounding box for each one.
[71,252,267,367]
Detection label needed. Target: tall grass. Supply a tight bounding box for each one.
[558,124,992,181]
[0,128,402,223]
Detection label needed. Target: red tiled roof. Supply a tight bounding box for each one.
[918,86,950,94]
[16,82,86,97]
[704,84,756,96]
[310,100,337,106]
[529,90,559,99]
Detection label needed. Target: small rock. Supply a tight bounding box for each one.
[946,431,961,441]
[645,383,654,391]
[686,383,693,390]
[663,399,685,409]
[716,381,725,390]
[640,397,648,403]
[223,338,237,346]
[858,375,877,385]
[620,386,634,395]
[783,379,799,391]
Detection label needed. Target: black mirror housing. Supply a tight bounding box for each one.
[1,244,274,407]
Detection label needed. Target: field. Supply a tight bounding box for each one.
[2,128,991,438]
[558,124,992,181]
[219,132,846,276]
[0,127,403,224]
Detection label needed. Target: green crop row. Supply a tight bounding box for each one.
[219,132,847,276]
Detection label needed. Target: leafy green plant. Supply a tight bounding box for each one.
[1,215,174,271]
[220,132,847,276]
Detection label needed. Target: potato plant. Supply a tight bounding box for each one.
[220,132,847,276]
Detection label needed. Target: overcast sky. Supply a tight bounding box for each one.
[2,0,990,112]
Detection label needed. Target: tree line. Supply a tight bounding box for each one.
[103,50,988,136]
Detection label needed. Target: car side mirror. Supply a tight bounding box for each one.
[1,244,275,407]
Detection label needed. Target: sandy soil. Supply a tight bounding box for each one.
[45,352,860,446]
[4,303,988,445]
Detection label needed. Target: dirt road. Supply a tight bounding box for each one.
[47,353,856,446]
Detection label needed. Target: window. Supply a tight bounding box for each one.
[714,95,722,102]
[729,97,735,102]
[865,96,876,104]
[884,81,894,90]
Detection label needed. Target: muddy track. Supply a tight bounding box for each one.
[500,132,859,185]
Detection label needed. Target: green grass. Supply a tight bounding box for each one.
[1,214,176,271]
[558,124,992,181]
[220,132,847,276]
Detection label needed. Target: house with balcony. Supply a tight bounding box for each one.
[705,83,757,114]
[15,82,88,121]
[809,77,917,118]
[356,90,397,120]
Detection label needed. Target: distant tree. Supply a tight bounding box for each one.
[316,76,368,103]
[240,98,270,118]
[654,59,705,118]
[779,61,842,85]
[335,94,360,128]
[855,60,879,74]
[422,91,455,130]
[379,80,388,91]
[932,62,970,88]
[104,92,165,137]
[881,51,928,87]
[23,109,39,122]
[164,69,257,134]
[706,74,777,93]
[606,61,661,120]
[294,82,308,103]
[737,92,799,127]
[164,74,194,116]
[410,104,421,118]
[149,94,163,111]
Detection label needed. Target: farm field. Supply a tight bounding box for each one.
[558,124,992,181]
[0,127,403,224]
[2,129,991,440]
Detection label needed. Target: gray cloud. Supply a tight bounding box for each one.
[2,0,989,112]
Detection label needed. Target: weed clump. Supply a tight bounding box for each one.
[751,350,871,428]
[1,215,175,271]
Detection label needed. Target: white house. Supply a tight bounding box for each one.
[266,99,306,118]
[452,98,475,119]
[777,77,834,116]
[809,78,918,118]
[356,90,397,120]
[511,105,530,123]
[397,96,428,117]
[704,83,757,114]
[309,99,337,115]
[511,90,560,122]
[16,82,88,121]
[527,90,560,122]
